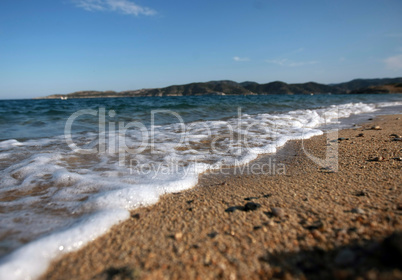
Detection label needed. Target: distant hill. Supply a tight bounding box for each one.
[39,77,402,99]
[349,83,402,94]
[332,77,402,92]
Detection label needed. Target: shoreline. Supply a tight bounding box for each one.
[40,114,402,279]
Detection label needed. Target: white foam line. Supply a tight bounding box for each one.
[0,209,129,280]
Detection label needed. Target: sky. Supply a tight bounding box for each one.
[0,0,402,99]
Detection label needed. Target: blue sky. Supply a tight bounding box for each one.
[0,0,402,99]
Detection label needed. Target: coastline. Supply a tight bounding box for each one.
[41,114,402,279]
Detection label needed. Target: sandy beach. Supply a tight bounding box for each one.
[41,114,402,280]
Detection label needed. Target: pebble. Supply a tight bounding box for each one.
[371,125,381,130]
[351,208,365,214]
[334,248,356,266]
[174,232,183,240]
[357,133,364,137]
[355,190,368,197]
[244,202,261,211]
[271,207,285,218]
[393,138,402,142]
[244,196,259,201]
[131,213,140,219]
[207,232,218,238]
[369,156,384,162]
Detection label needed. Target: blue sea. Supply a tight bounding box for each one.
[0,94,401,279]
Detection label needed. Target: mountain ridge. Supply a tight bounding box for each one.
[38,77,402,99]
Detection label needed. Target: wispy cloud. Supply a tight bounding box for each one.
[266,58,318,67]
[73,0,156,16]
[384,54,402,70]
[233,56,250,62]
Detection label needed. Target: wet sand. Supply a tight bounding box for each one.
[42,114,402,280]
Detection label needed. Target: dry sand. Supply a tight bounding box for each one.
[42,114,402,280]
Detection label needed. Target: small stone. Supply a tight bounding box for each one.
[207,232,218,238]
[131,213,140,219]
[244,202,261,211]
[335,249,356,266]
[338,137,349,141]
[225,206,239,213]
[174,232,183,240]
[369,156,384,162]
[355,190,368,197]
[351,208,365,214]
[357,133,364,137]
[305,220,324,231]
[271,207,285,218]
[371,125,381,130]
[244,196,259,201]
[393,138,402,142]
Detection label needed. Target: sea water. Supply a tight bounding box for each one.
[0,94,401,279]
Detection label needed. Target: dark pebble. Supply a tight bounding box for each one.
[355,190,367,197]
[305,220,324,231]
[131,213,140,219]
[207,232,218,238]
[104,267,137,279]
[244,202,261,211]
[244,196,259,201]
[225,206,241,213]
